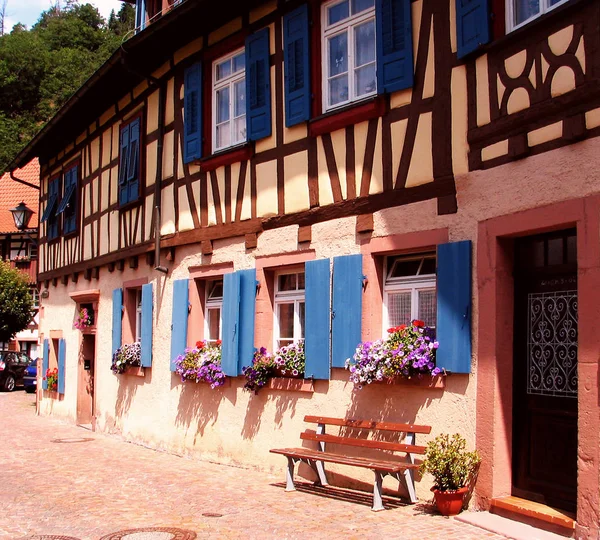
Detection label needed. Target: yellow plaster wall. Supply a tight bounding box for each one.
[174,37,203,66]
[147,91,159,135]
[476,56,491,126]
[528,121,563,147]
[369,120,384,195]
[208,18,242,46]
[256,160,278,218]
[551,66,576,98]
[504,50,527,79]
[451,65,469,176]
[284,151,310,214]
[317,137,334,207]
[481,140,508,161]
[548,25,573,57]
[406,112,433,187]
[250,0,276,23]
[161,184,176,235]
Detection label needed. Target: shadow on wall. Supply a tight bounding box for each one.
[115,372,144,420]
[241,385,315,441]
[174,375,235,443]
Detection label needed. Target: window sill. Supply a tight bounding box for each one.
[199,143,254,172]
[376,374,446,390]
[118,198,143,213]
[119,366,146,377]
[268,377,315,393]
[309,95,386,138]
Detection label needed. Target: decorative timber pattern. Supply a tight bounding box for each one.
[38,0,462,280]
[467,0,600,170]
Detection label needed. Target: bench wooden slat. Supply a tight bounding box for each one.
[303,415,431,434]
[270,447,419,473]
[300,431,427,454]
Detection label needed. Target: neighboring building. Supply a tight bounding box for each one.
[7,0,600,536]
[0,161,40,359]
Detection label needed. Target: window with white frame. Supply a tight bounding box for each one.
[507,0,569,31]
[205,279,223,344]
[383,253,436,333]
[135,289,142,343]
[274,271,305,349]
[213,49,246,152]
[322,0,376,111]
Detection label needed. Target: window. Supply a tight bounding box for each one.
[28,242,37,260]
[274,271,305,349]
[507,0,569,31]
[118,116,141,206]
[322,0,376,111]
[213,50,246,152]
[29,288,39,309]
[135,289,143,343]
[56,163,78,235]
[41,177,60,240]
[205,279,223,344]
[383,253,436,333]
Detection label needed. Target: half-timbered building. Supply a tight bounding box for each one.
[8,0,600,535]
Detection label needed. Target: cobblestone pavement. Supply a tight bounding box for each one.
[0,391,503,540]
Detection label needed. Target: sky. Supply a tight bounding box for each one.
[3,0,125,32]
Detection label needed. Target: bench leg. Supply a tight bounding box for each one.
[285,457,296,492]
[403,468,417,503]
[315,460,328,486]
[372,471,385,512]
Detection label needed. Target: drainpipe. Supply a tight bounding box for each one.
[9,170,39,191]
[154,82,168,274]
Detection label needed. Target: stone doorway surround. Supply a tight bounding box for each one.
[475,196,600,539]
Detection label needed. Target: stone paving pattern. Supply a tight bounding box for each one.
[1,391,505,540]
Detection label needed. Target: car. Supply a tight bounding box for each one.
[23,358,37,394]
[0,351,33,392]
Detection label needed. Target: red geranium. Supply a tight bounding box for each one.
[216,339,222,346]
[196,340,206,349]
[413,320,425,328]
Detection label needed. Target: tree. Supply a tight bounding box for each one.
[0,261,33,343]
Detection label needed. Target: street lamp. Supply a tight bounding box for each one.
[10,202,34,231]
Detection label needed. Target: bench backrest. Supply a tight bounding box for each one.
[302,415,431,456]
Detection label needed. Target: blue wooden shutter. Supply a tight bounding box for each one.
[283,4,310,127]
[436,240,472,373]
[59,165,78,234]
[127,118,141,203]
[141,283,153,368]
[170,279,190,371]
[376,0,414,93]
[57,338,66,394]
[112,288,123,355]
[184,62,203,163]
[118,124,130,206]
[305,259,331,379]
[42,339,49,390]
[332,254,363,368]
[238,269,257,375]
[456,0,490,59]
[246,28,272,141]
[221,272,241,377]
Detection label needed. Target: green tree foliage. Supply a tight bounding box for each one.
[0,1,135,173]
[0,261,33,342]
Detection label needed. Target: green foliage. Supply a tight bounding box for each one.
[420,433,481,492]
[0,0,135,173]
[0,260,33,342]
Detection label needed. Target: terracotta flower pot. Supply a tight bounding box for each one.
[431,486,468,516]
[273,366,303,379]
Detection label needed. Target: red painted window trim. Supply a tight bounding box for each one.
[199,143,254,172]
[309,96,386,137]
[491,0,506,40]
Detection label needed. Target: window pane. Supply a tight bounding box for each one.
[278,273,297,292]
[297,272,305,290]
[234,80,246,117]
[354,20,375,67]
[389,258,421,278]
[420,257,436,275]
[278,339,293,348]
[216,123,230,149]
[299,301,305,338]
[567,234,577,264]
[388,292,411,327]
[355,64,376,96]
[278,303,295,339]
[514,0,540,25]
[352,0,374,14]
[328,0,349,25]
[329,33,348,77]
[216,87,230,123]
[547,237,563,266]
[208,308,220,341]
[418,289,436,328]
[233,117,246,144]
[216,58,231,81]
[329,75,349,106]
[208,280,223,300]
[232,53,245,73]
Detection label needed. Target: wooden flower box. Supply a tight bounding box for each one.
[268,377,314,393]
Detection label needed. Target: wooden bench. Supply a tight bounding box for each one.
[270,415,431,511]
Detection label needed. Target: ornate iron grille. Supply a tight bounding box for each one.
[527,290,578,397]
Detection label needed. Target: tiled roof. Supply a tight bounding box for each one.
[0,161,40,234]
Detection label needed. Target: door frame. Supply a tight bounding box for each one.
[475,196,600,535]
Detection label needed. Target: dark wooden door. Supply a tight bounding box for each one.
[77,334,95,427]
[513,230,578,513]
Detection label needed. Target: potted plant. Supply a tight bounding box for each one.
[110,342,142,375]
[44,367,58,392]
[73,307,92,330]
[173,340,226,388]
[345,320,443,388]
[272,341,305,378]
[420,433,481,516]
[242,347,276,393]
